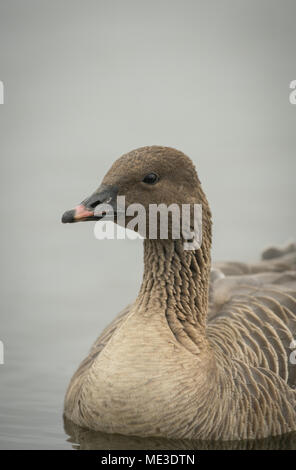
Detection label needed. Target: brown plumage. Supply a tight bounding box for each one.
[62,146,296,441]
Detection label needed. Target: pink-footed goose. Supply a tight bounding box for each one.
[62,146,296,441]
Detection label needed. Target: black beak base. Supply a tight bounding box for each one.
[61,184,118,224]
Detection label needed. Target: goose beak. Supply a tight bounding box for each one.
[61,184,118,224]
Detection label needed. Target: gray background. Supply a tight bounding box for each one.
[0,0,295,449]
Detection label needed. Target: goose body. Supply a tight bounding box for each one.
[62,146,296,440]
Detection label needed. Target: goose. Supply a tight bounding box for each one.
[61,146,296,441]
[63,414,296,450]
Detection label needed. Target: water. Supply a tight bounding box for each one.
[0,0,296,450]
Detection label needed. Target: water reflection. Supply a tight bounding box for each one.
[64,416,296,450]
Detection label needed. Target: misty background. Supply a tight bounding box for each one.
[0,0,295,449]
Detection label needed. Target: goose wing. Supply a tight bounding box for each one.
[208,244,296,388]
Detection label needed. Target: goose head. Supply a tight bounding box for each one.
[61,146,211,241]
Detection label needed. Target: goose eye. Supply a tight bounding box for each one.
[142,173,159,185]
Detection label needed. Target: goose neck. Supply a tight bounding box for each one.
[136,238,211,348]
